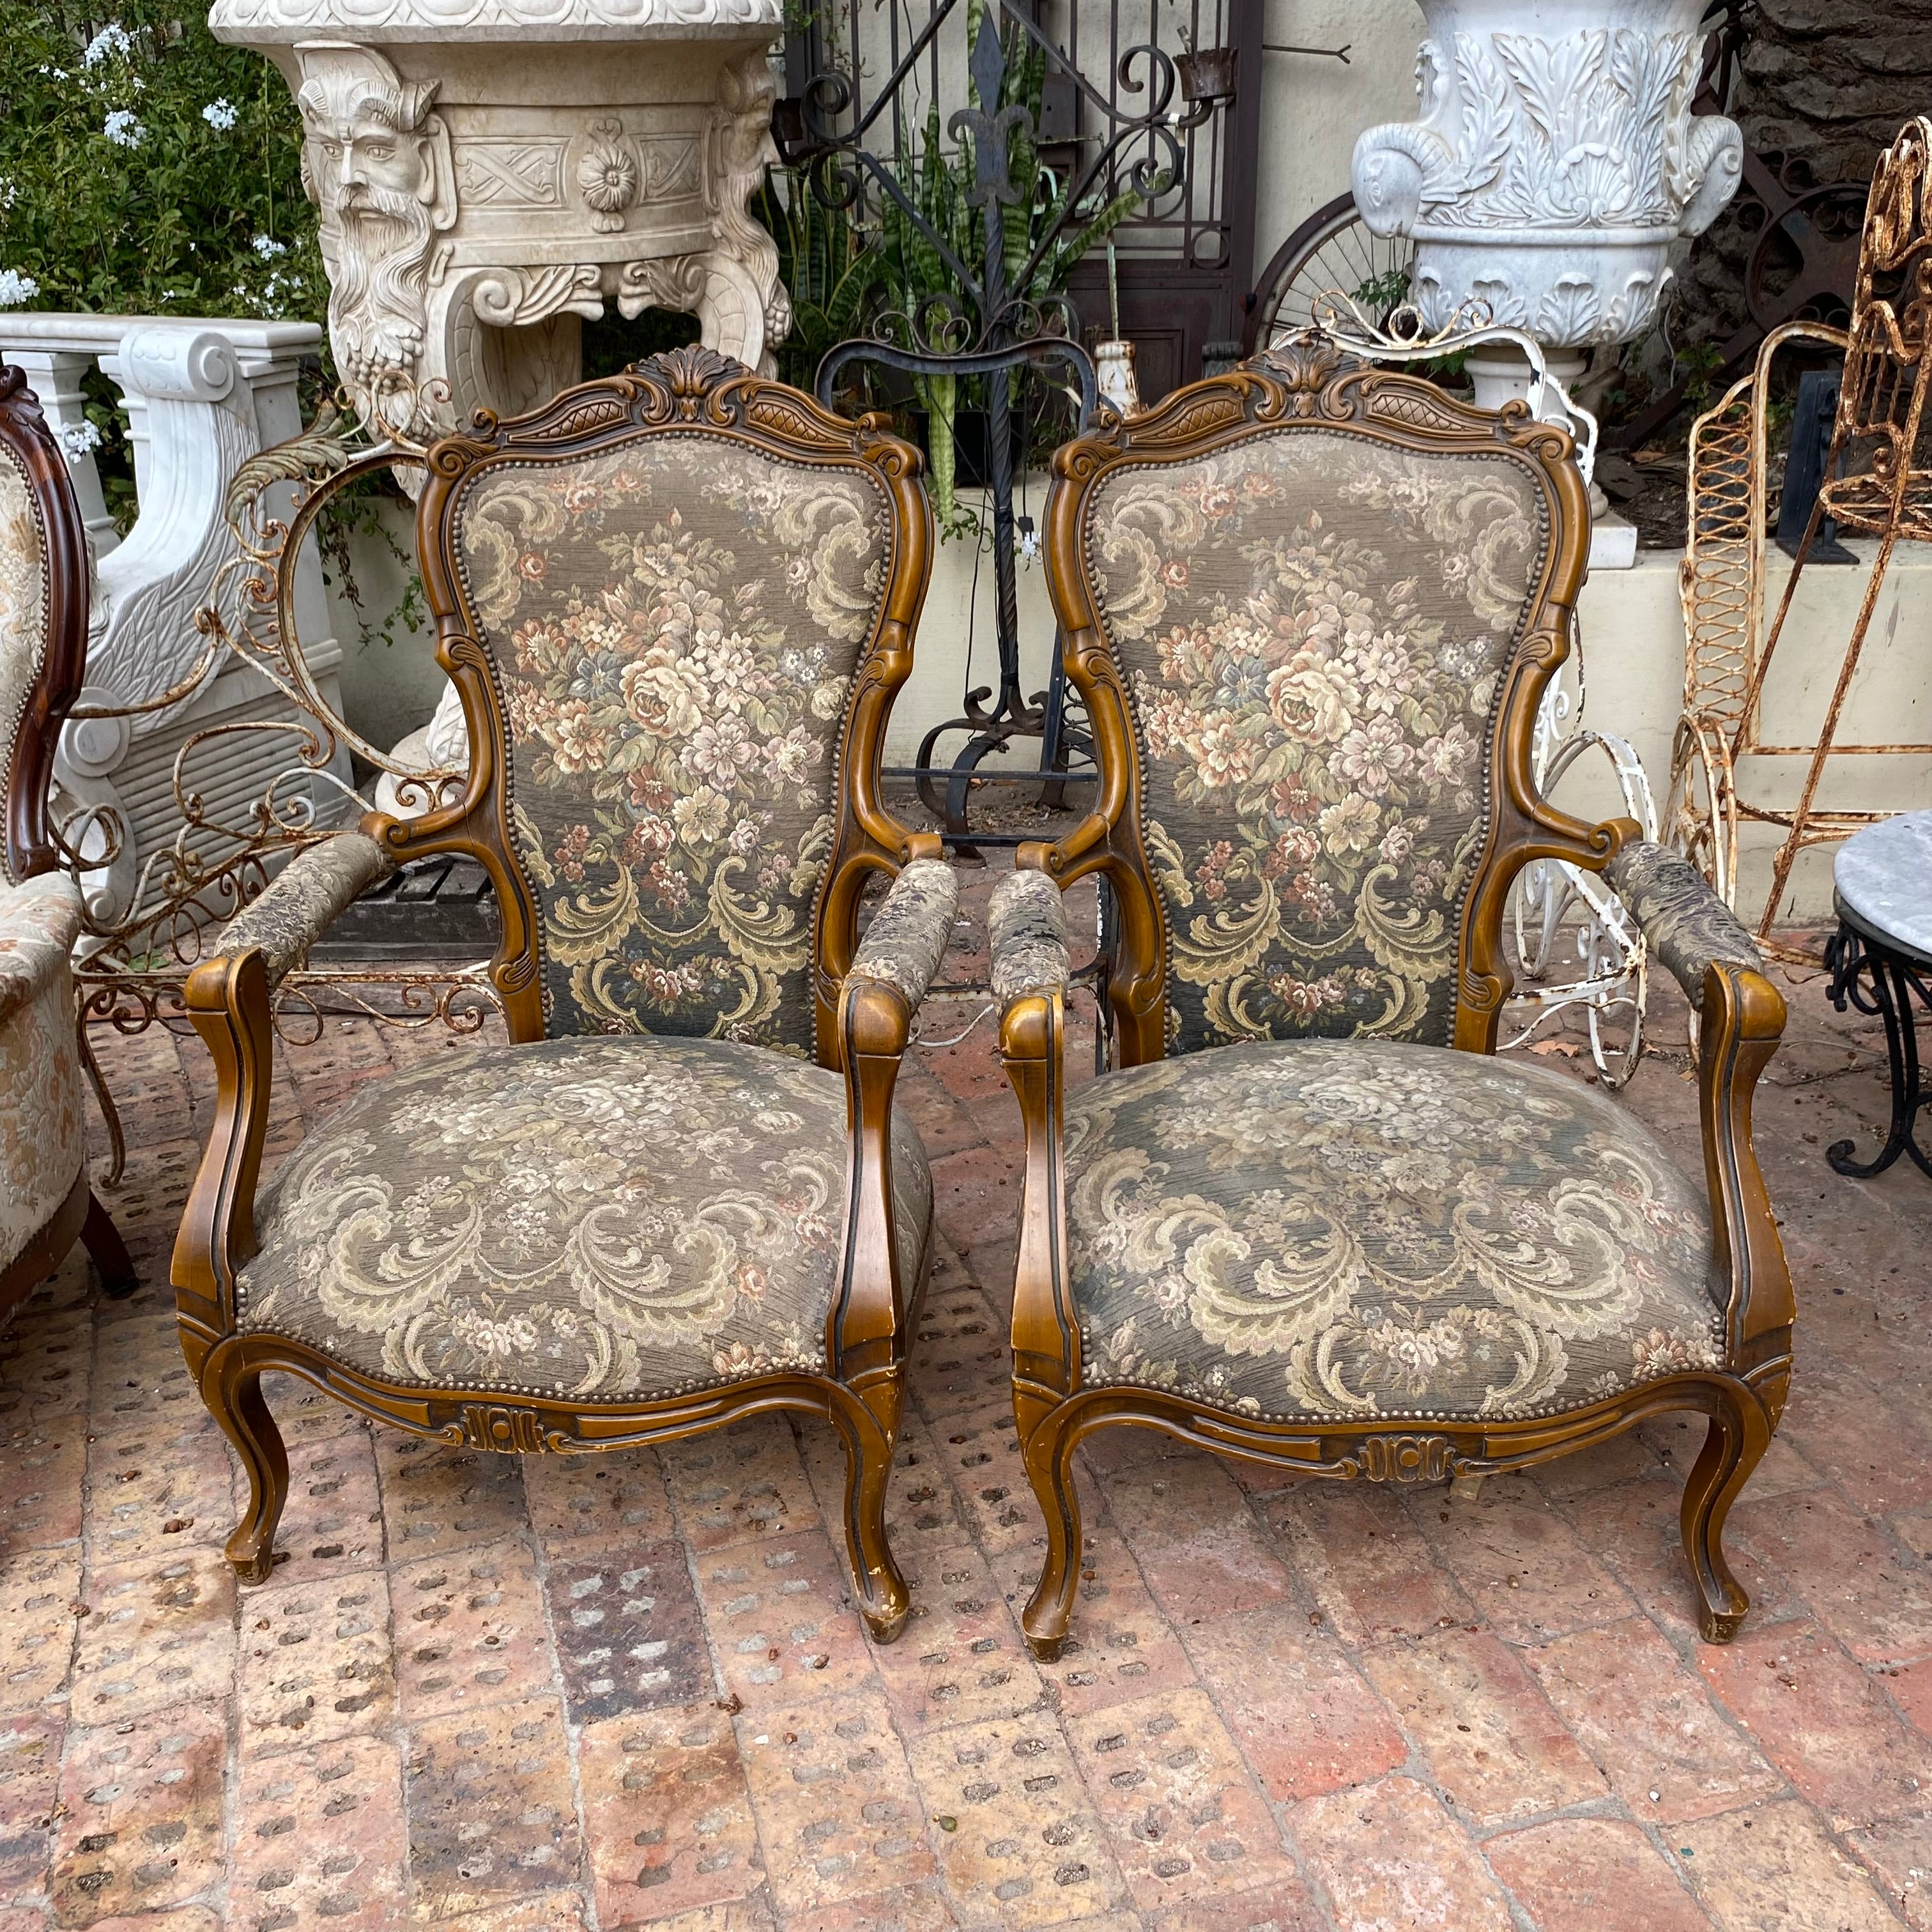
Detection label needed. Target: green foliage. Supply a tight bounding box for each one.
[756,174,881,395]
[0,3,321,323]
[0,9,434,654]
[870,12,1143,528]
[1679,336,1726,410]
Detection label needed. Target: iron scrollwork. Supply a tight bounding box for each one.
[62,380,502,1178]
[1824,919,1932,1179]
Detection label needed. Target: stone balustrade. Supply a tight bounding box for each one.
[0,314,353,929]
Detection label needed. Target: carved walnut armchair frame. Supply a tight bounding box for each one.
[1,361,135,1321]
[994,342,1793,1657]
[171,349,946,1639]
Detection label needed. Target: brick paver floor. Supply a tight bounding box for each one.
[4,864,1931,1931]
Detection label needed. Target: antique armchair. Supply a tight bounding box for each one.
[1,362,135,1322]
[992,339,1791,1657]
[171,348,951,1639]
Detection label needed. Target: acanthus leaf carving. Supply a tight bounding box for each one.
[471,263,606,329]
[617,253,709,319]
[1351,4,1744,349]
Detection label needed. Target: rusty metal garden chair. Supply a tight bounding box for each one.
[988,339,1795,1658]
[170,347,952,1640]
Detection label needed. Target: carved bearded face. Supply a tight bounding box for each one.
[296,49,453,391]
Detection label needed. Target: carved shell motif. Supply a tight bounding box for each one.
[578,117,639,233]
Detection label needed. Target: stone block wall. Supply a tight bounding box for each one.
[1680,0,1932,346]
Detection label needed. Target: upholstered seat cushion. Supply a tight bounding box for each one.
[1066,1039,1722,1423]
[238,1036,932,1402]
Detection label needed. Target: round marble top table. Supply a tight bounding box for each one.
[1825,809,1932,1177]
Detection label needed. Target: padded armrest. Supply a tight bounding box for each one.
[0,871,82,1029]
[217,832,395,991]
[989,868,1071,1009]
[847,858,958,1013]
[1604,839,1765,1010]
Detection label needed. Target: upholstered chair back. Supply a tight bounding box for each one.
[1078,375,1554,1054]
[0,366,86,888]
[439,369,900,1051]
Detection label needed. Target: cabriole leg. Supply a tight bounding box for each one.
[1680,1388,1774,1643]
[1017,1400,1085,1661]
[834,1384,910,1644]
[204,1355,289,1585]
[81,1192,137,1298]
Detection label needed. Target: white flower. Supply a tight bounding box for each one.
[102,109,144,147]
[59,421,102,461]
[83,24,134,66]
[0,268,40,308]
[202,98,238,132]
[251,232,286,258]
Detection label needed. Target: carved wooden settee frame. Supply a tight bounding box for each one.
[1,361,135,1321]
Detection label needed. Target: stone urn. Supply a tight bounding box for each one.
[208,0,791,435]
[1350,0,1743,351]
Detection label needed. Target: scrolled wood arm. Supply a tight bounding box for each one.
[831,859,958,1401]
[993,868,1078,1404]
[172,831,391,1360]
[845,858,957,1015]
[1696,960,1793,1372]
[990,867,1073,1013]
[0,873,82,1028]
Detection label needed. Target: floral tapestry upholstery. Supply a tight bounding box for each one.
[1604,839,1763,1010]
[219,832,396,990]
[449,434,894,1050]
[1,873,86,1273]
[236,1036,933,1401]
[1064,1038,1721,1423]
[1084,431,1549,1052]
[0,443,47,887]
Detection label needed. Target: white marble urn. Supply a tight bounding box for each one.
[208,0,791,431]
[1349,0,1744,347]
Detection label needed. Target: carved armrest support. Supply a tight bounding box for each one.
[1697,961,1793,1369]
[216,832,396,992]
[845,858,958,1027]
[993,868,1077,1404]
[1604,840,1763,1011]
[989,867,1072,1015]
[0,873,81,1029]
[831,858,956,1397]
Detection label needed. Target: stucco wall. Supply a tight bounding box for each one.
[1249,1,1424,284]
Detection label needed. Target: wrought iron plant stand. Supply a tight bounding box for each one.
[781,0,1236,846]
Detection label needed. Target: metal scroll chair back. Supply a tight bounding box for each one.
[1673,116,1932,950]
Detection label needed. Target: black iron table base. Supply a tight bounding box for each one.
[1823,917,1932,1179]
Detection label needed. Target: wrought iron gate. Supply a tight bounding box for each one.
[783,0,1262,402]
